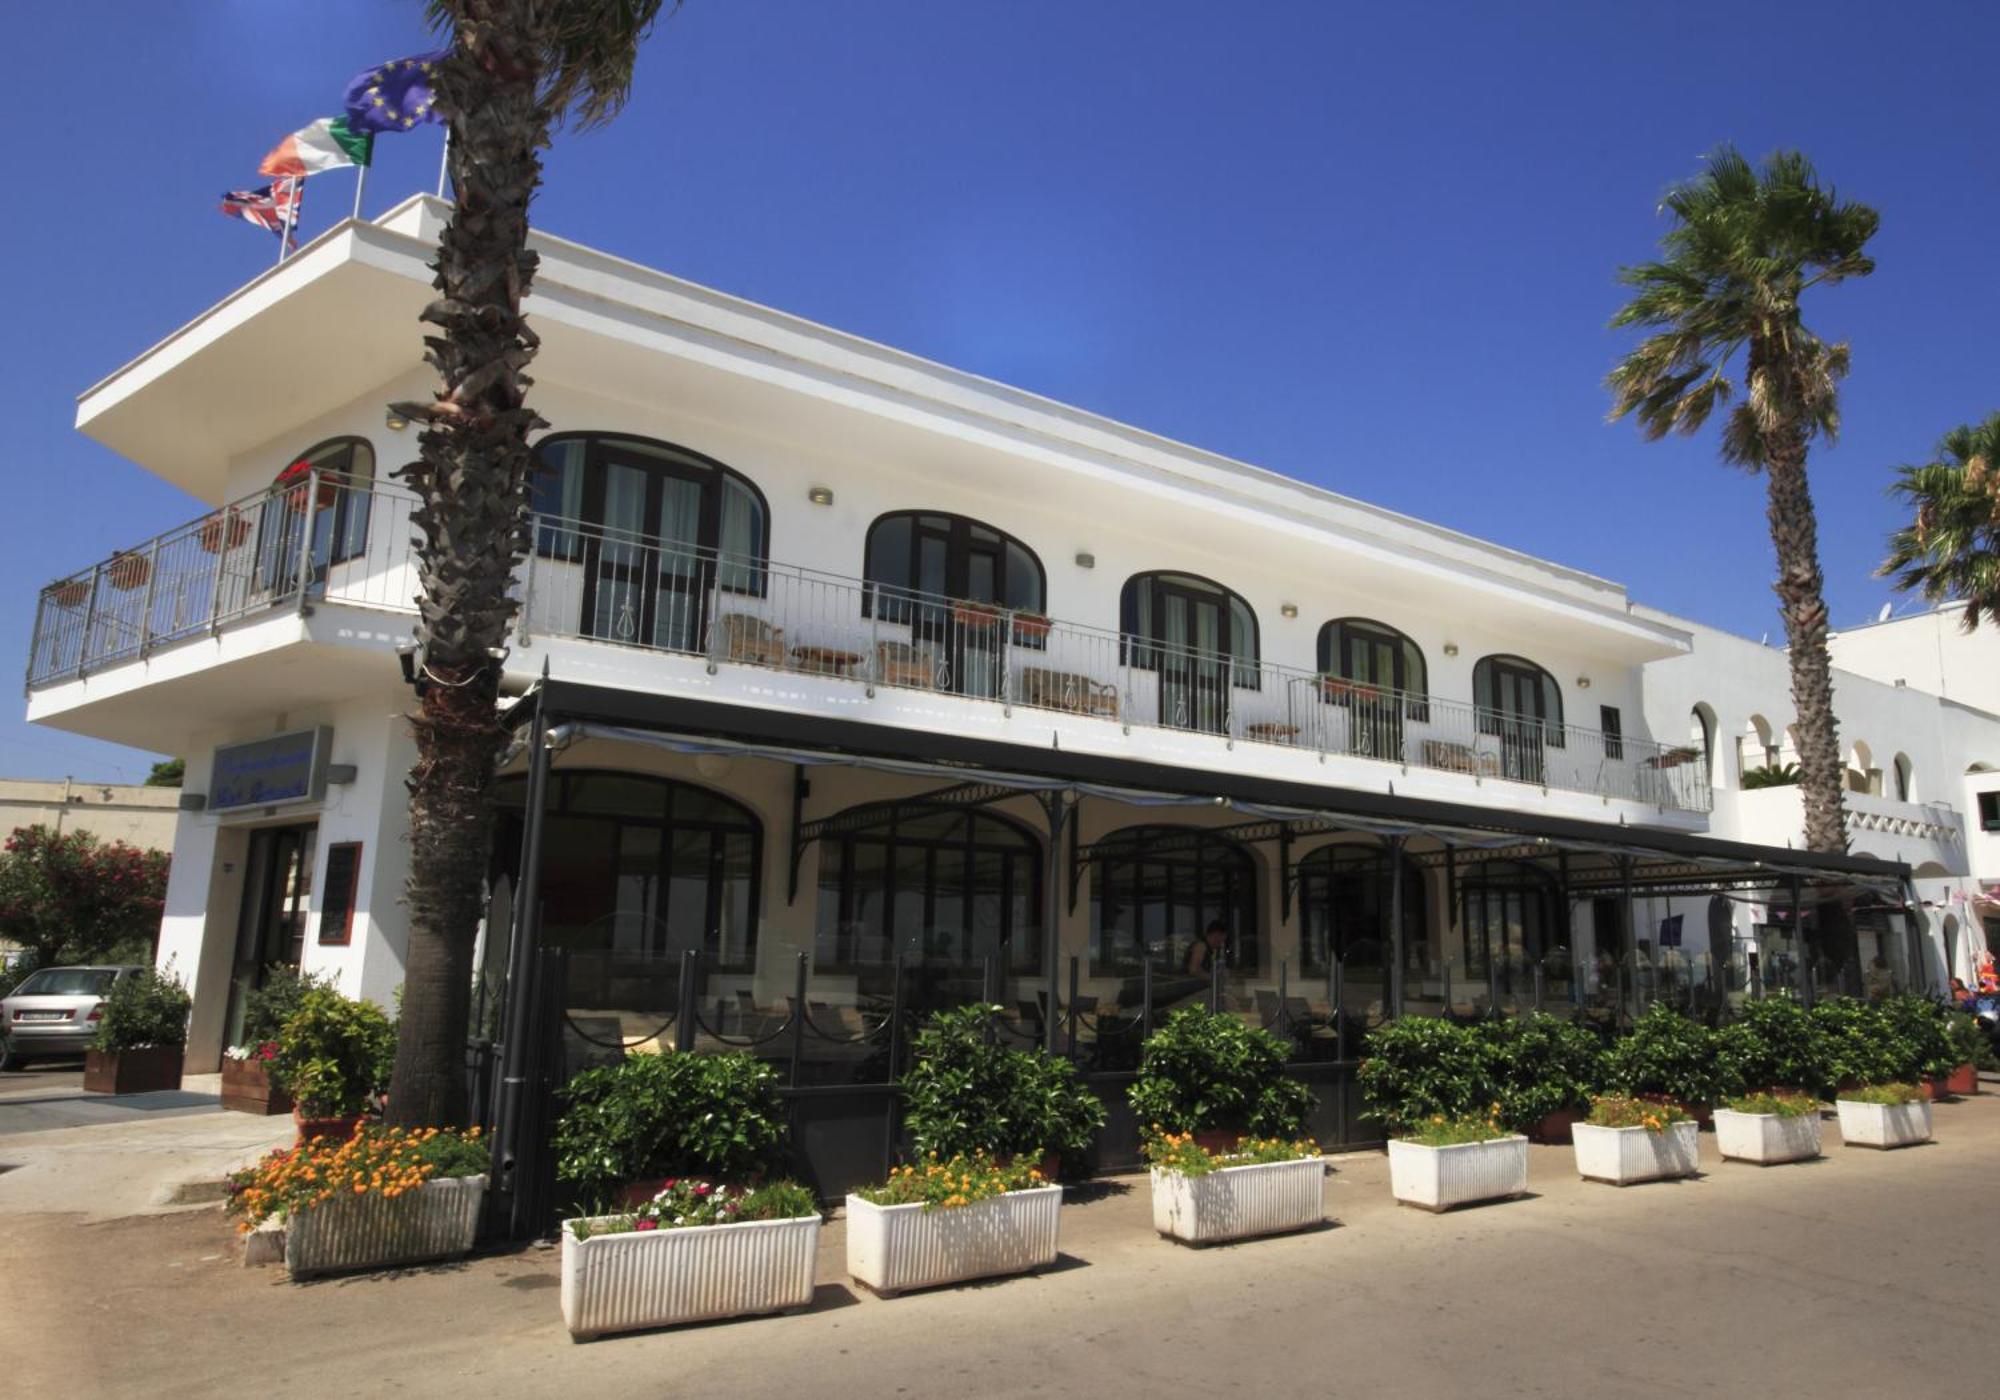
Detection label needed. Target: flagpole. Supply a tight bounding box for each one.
[278,175,301,264]
[436,126,450,199]
[352,162,367,221]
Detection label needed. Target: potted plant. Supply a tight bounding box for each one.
[46,577,90,608]
[1010,611,1052,642]
[1603,1004,1728,1123]
[846,1154,1060,1296]
[83,966,189,1095]
[562,1180,820,1340]
[1144,1131,1323,1245]
[1941,1009,1984,1097]
[552,1050,789,1206]
[1571,1093,1699,1185]
[1880,993,1963,1100]
[276,459,337,511]
[951,600,1001,629]
[1717,997,1831,1100]
[267,987,397,1140]
[227,1124,489,1278]
[1811,998,1907,1096]
[197,509,252,554]
[1128,1007,1316,1151]
[1713,1090,1823,1165]
[104,551,151,592]
[1834,1081,1933,1149]
[221,967,329,1115]
[1487,1012,1604,1145]
[1385,1113,1529,1212]
[900,1005,1104,1178]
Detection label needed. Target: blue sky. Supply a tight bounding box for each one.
[4,2,1995,781]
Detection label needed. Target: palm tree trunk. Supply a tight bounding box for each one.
[1763,424,1849,856]
[384,28,547,1127]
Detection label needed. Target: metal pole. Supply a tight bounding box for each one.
[277,174,300,264]
[674,949,699,1053]
[1619,856,1638,1021]
[1042,790,1067,1055]
[788,951,808,1086]
[351,162,368,220]
[437,127,451,198]
[1141,955,1154,1041]
[1332,955,1347,1059]
[1790,875,1811,1008]
[293,468,319,614]
[1387,836,1405,1020]
[492,685,550,1239]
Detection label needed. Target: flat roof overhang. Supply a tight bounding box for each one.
[504,678,1910,895]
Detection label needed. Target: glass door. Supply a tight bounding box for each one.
[1342,627,1405,761]
[223,823,319,1048]
[1489,659,1549,784]
[582,449,714,653]
[1158,583,1229,733]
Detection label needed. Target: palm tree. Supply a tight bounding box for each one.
[1881,413,2000,628]
[384,0,674,1127]
[1607,147,1878,855]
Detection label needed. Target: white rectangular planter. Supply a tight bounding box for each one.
[1388,1136,1528,1212]
[283,1174,486,1279]
[1572,1120,1700,1185]
[845,1185,1061,1295]
[560,1214,821,1340]
[1836,1098,1933,1149]
[1150,1157,1325,1244]
[1713,1108,1822,1165]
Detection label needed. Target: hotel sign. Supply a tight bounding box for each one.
[210,727,333,812]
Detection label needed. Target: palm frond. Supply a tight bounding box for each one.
[1881,412,2000,628]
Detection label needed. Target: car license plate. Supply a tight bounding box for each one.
[17,1010,65,1021]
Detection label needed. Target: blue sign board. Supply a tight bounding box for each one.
[1658,913,1684,948]
[210,728,332,812]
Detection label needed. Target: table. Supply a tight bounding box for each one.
[1244,722,1299,744]
[792,645,864,677]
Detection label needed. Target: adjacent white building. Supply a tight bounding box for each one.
[22,197,1995,1176]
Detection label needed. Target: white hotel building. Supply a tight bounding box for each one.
[25,197,2000,1191]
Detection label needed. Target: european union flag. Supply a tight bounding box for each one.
[343,49,450,134]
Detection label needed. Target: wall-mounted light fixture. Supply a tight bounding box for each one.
[807,486,834,506]
[325,764,358,786]
[1280,603,1299,619]
[1442,641,1460,657]
[1074,552,1096,570]
[384,408,410,432]
[1576,676,1592,690]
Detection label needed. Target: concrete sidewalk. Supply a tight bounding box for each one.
[0,1073,290,1220]
[2,1090,1993,1398]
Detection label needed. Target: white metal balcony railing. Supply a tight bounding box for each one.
[28,474,1713,813]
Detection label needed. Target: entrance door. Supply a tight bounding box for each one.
[1157,583,1230,734]
[1341,626,1406,761]
[581,446,714,654]
[224,823,318,1047]
[1487,659,1549,784]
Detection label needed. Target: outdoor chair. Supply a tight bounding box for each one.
[874,640,939,689]
[1018,665,1119,719]
[718,612,786,667]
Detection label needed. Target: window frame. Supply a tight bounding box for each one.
[1979,791,2000,833]
[1472,653,1567,750]
[1089,824,1259,976]
[861,510,1047,624]
[1316,617,1429,720]
[1118,570,1262,692]
[1294,843,1428,977]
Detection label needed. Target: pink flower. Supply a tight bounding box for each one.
[634,1219,658,1231]
[693,1183,711,1197]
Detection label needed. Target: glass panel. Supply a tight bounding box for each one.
[614,824,664,957]
[1004,542,1042,612]
[565,774,671,820]
[532,439,587,560]
[717,477,765,593]
[917,534,947,599]
[664,828,711,958]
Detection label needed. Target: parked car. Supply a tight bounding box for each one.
[0,966,145,1070]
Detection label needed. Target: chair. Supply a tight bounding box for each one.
[1019,666,1119,719]
[718,612,786,667]
[875,640,938,689]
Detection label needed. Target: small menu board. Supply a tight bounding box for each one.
[318,842,362,945]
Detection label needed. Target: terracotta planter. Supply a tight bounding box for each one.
[294,1111,363,1143]
[82,1046,183,1095]
[198,511,251,554]
[1528,1107,1581,1145]
[951,603,1001,629]
[48,580,90,608]
[1010,614,1052,641]
[1192,1127,1244,1155]
[105,554,151,591]
[1945,1063,1978,1097]
[220,1057,292,1116]
[1639,1094,1712,1129]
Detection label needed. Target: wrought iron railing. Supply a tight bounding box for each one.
[27,476,1711,812]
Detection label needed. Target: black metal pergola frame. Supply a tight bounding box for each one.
[484,680,1912,1237]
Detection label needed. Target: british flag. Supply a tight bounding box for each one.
[219,177,304,249]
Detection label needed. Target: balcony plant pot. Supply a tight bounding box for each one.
[282,1173,486,1279]
[1712,1107,1822,1165]
[48,579,90,608]
[1010,613,1052,641]
[219,1056,292,1116]
[560,1213,821,1341]
[951,602,1002,630]
[1149,1157,1325,1245]
[105,553,151,592]
[1835,1097,1933,1150]
[1571,1120,1700,1186]
[844,1184,1062,1297]
[1387,1136,1529,1213]
[277,462,337,512]
[294,1110,363,1144]
[82,1045,183,1095]
[198,511,252,554]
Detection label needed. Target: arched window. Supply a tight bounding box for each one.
[1317,619,1426,701]
[1295,844,1427,977]
[814,805,1042,975]
[528,433,770,650]
[1120,572,1260,733]
[1893,753,1914,803]
[492,769,763,1005]
[1472,654,1565,782]
[1090,824,1258,976]
[1460,860,1565,996]
[1690,704,1716,784]
[863,511,1045,619]
[257,436,376,592]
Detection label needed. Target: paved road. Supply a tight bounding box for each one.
[0,1058,224,1136]
[3,1091,1990,1399]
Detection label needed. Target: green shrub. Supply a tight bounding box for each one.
[1129,1007,1315,1138]
[1945,1009,1995,1071]
[1358,1017,1498,1134]
[1141,1131,1318,1177]
[1483,1012,1605,1127]
[238,966,333,1050]
[1810,997,1906,1088]
[554,1050,789,1200]
[1725,1090,1819,1118]
[900,1005,1104,1166]
[1717,997,1831,1096]
[93,966,190,1052]
[1586,1093,1692,1129]
[1603,1005,1727,1104]
[268,987,396,1118]
[1840,1082,1923,1106]
[1880,993,1955,1077]
[1400,1115,1513,1146]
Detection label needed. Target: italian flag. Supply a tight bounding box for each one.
[259,117,373,178]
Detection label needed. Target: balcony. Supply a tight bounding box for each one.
[27,476,1712,814]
